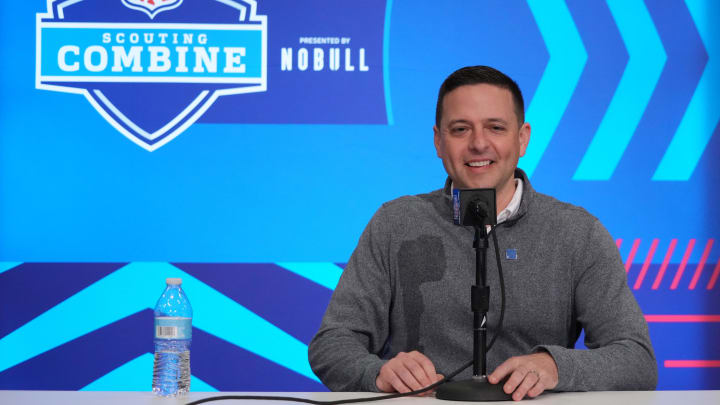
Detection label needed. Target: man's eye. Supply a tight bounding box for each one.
[451,127,468,133]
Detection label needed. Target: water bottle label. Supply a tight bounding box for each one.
[155,317,192,340]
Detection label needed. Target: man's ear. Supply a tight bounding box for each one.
[433,125,442,158]
[518,122,531,157]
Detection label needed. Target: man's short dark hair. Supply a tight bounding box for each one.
[435,65,525,127]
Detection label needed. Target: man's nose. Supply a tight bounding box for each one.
[469,129,490,151]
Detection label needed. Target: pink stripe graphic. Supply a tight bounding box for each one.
[616,239,622,250]
[652,239,677,290]
[689,239,714,290]
[670,239,696,290]
[645,315,720,323]
[624,239,641,273]
[709,260,720,290]
[634,239,659,290]
[664,360,720,368]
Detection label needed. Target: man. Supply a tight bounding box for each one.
[308,66,657,401]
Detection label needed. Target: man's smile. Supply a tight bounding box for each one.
[466,160,494,168]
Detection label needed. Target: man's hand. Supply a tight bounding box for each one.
[375,351,444,395]
[488,352,558,401]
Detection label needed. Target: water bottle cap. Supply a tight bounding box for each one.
[166,278,182,285]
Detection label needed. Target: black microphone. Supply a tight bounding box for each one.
[440,187,511,401]
[452,188,497,227]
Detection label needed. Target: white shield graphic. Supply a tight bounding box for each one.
[37,0,268,151]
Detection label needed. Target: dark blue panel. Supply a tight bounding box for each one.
[86,83,216,134]
[657,366,720,391]
[0,263,125,339]
[0,309,152,390]
[173,263,333,344]
[193,327,326,391]
[200,0,387,124]
[631,264,720,314]
[650,323,720,390]
[694,122,720,219]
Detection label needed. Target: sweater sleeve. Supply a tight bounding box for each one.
[537,220,658,391]
[308,207,393,391]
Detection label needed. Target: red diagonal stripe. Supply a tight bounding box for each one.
[708,260,720,290]
[645,315,720,323]
[670,239,696,290]
[634,239,658,290]
[664,360,720,368]
[652,239,677,290]
[616,239,622,249]
[624,239,641,273]
[689,239,714,290]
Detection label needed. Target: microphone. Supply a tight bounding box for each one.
[452,188,497,227]
[439,187,511,401]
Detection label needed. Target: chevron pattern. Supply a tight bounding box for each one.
[573,0,666,180]
[1,254,719,390]
[519,0,715,181]
[0,262,337,391]
[522,0,587,178]
[653,0,719,180]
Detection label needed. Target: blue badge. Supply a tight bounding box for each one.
[452,188,461,225]
[505,249,517,260]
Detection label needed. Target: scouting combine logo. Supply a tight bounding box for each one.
[36,0,267,151]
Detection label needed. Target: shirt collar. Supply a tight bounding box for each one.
[497,178,523,224]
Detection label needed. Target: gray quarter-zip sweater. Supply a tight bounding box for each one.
[308,169,657,392]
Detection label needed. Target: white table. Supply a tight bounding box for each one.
[1,390,719,405]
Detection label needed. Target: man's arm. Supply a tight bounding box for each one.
[309,204,446,392]
[537,219,657,391]
[489,219,657,398]
[308,207,392,391]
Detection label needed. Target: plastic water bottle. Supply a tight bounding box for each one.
[152,278,193,396]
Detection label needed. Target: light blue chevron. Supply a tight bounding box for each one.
[80,352,218,392]
[0,262,318,382]
[275,262,343,290]
[0,262,22,275]
[653,0,719,181]
[574,0,667,180]
[383,0,394,125]
[520,0,587,177]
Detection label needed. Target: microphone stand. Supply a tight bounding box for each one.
[436,224,511,401]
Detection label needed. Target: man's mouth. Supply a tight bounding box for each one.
[466,160,493,168]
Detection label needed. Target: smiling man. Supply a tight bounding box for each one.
[309,66,657,400]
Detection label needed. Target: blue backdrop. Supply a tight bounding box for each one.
[1,0,718,392]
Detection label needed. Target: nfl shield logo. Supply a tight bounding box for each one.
[121,0,184,19]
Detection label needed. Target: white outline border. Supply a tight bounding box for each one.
[36,0,268,151]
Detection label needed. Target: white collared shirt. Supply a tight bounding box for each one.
[497,178,523,224]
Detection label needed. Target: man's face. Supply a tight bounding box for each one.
[434,83,530,199]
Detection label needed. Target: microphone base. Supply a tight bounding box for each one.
[436,377,512,402]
